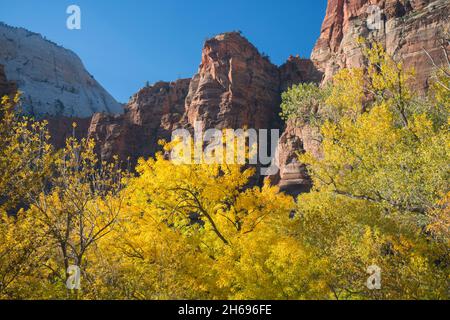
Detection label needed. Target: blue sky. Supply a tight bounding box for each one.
[0,0,327,103]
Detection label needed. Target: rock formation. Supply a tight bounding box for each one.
[274,57,326,194]
[6,1,450,196]
[88,79,190,162]
[0,22,123,118]
[184,32,281,130]
[87,0,450,192]
[1,62,90,150]
[275,0,450,195]
[88,33,321,169]
[270,121,323,196]
[46,116,92,149]
[279,56,323,92]
[311,0,450,90]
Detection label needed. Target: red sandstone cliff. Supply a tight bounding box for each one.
[46,117,92,149]
[74,2,450,195]
[279,56,323,92]
[274,0,450,195]
[88,33,321,169]
[184,32,281,130]
[183,32,323,130]
[88,79,190,162]
[312,0,450,90]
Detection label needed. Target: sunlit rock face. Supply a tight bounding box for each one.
[274,0,450,195]
[184,32,282,130]
[311,0,450,91]
[0,22,122,118]
[30,1,450,196]
[87,32,321,169]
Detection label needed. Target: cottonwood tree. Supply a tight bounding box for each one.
[292,44,449,299]
[0,94,52,298]
[93,145,295,299]
[27,136,128,296]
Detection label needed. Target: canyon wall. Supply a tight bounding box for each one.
[88,32,322,180]
[46,116,92,149]
[184,32,281,131]
[88,79,190,163]
[0,22,123,118]
[312,0,450,90]
[276,0,450,195]
[88,0,450,194]
[4,0,449,196]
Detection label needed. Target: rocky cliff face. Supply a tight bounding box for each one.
[274,0,450,195]
[42,1,450,196]
[279,56,323,92]
[88,79,190,162]
[46,116,92,149]
[269,120,323,196]
[1,62,90,150]
[311,0,450,90]
[0,22,123,118]
[184,32,281,130]
[88,32,321,170]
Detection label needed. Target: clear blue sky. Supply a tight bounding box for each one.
[0,0,327,103]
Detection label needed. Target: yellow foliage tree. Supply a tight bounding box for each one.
[295,43,449,299]
[95,149,295,299]
[24,137,128,298]
[0,41,448,300]
[0,94,52,298]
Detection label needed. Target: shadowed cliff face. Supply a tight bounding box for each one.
[279,56,323,92]
[0,64,16,98]
[88,79,190,163]
[46,117,92,149]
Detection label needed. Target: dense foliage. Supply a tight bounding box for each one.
[0,43,448,299]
